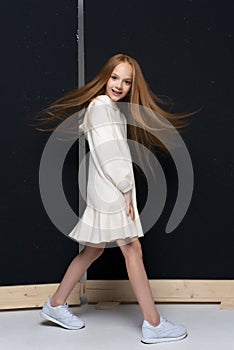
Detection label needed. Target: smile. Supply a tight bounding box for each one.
[112,89,122,95]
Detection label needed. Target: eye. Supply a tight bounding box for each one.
[125,80,131,85]
[111,75,117,80]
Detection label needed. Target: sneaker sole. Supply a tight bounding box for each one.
[40,310,85,330]
[141,332,187,344]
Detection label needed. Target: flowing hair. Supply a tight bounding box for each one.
[32,53,197,176]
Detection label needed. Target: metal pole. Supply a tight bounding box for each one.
[77,0,87,299]
[77,0,85,88]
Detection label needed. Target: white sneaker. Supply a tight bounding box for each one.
[141,315,187,344]
[40,297,85,330]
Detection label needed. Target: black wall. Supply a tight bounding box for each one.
[1,0,233,286]
[85,0,234,280]
[1,1,79,286]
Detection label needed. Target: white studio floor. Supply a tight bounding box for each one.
[0,301,233,350]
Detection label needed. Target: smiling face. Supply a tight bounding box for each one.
[105,62,133,102]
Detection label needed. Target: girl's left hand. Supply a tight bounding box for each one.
[126,201,135,221]
[123,190,135,221]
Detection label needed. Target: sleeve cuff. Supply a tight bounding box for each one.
[117,180,133,193]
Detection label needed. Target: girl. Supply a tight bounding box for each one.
[36,54,190,344]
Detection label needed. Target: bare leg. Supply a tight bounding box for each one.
[50,245,105,307]
[117,238,160,326]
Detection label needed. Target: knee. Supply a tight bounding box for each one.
[120,239,143,260]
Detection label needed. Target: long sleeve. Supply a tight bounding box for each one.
[85,98,134,194]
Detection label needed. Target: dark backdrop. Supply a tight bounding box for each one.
[1,0,233,286]
[1,0,79,286]
[85,0,234,280]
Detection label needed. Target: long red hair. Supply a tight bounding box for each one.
[33,53,197,175]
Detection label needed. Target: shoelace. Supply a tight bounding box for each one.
[160,317,178,328]
[60,303,77,319]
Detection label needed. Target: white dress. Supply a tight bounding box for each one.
[68,95,144,248]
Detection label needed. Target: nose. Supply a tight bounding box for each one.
[116,80,123,89]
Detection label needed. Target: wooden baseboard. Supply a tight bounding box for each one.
[85,280,234,308]
[0,282,83,310]
[0,280,233,310]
